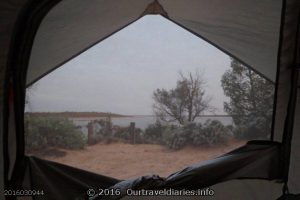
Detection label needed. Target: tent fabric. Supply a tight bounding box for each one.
[0,0,29,198]
[27,0,153,85]
[26,156,119,200]
[289,91,300,193]
[0,55,6,199]
[273,0,300,142]
[159,0,282,82]
[26,141,281,200]
[277,194,300,200]
[273,0,300,194]
[0,0,300,200]
[27,0,282,85]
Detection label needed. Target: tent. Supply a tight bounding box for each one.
[0,0,299,199]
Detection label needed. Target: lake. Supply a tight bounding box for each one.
[72,116,233,135]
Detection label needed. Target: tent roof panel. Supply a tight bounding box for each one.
[27,0,152,85]
[27,0,282,84]
[160,0,282,81]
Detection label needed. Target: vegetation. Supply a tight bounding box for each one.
[87,117,145,144]
[221,59,274,139]
[144,120,166,144]
[25,116,86,151]
[80,116,232,150]
[153,71,212,125]
[25,60,273,153]
[93,116,113,142]
[144,120,232,150]
[190,120,232,146]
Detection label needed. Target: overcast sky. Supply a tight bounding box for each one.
[26,15,231,115]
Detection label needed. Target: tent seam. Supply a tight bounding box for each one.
[160,16,275,84]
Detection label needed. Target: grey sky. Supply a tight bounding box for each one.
[26,15,231,115]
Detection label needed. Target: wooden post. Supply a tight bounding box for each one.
[87,122,94,145]
[129,122,135,144]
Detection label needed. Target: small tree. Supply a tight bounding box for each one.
[221,59,274,139]
[153,71,212,125]
[25,116,86,150]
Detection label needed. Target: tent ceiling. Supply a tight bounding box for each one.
[27,0,282,85]
[160,0,282,82]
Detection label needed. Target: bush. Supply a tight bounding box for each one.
[25,116,86,150]
[191,120,232,146]
[162,125,186,150]
[159,120,232,150]
[144,121,166,144]
[96,125,144,144]
[233,114,270,140]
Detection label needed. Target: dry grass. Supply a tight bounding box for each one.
[40,140,245,180]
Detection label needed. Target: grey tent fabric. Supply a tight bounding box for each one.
[27,0,282,85]
[160,0,282,81]
[277,0,300,194]
[287,0,300,191]
[289,91,300,193]
[0,0,28,199]
[0,61,5,200]
[27,0,153,85]
[273,0,300,142]
[27,156,119,200]
[1,0,300,199]
[7,92,17,181]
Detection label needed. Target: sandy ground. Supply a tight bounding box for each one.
[43,140,245,180]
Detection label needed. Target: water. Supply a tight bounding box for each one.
[72,116,233,131]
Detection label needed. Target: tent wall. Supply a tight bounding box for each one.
[0,0,28,199]
[1,0,299,199]
[27,0,152,85]
[271,0,300,195]
[273,0,300,142]
[288,8,300,192]
[160,0,282,82]
[289,91,300,193]
[27,0,282,85]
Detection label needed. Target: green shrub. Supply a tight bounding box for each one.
[160,120,232,150]
[162,125,186,150]
[233,114,270,140]
[191,120,232,146]
[144,121,166,144]
[133,128,144,144]
[100,125,144,144]
[25,116,86,150]
[114,126,130,140]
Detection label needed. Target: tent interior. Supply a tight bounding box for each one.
[0,0,299,200]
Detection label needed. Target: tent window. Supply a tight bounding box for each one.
[24,15,275,179]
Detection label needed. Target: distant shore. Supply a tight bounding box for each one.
[25,112,234,119]
[25,112,130,118]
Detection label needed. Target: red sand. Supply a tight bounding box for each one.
[43,140,245,179]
